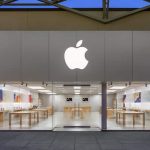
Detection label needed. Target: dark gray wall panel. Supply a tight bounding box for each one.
[105,31,132,81]
[22,31,49,81]
[133,31,150,81]
[76,31,105,81]
[49,31,76,82]
[0,31,21,81]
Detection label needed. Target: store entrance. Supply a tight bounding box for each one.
[52,82,101,131]
[0,82,101,131]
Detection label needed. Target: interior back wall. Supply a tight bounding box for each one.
[39,94,116,112]
[116,87,150,107]
[39,94,102,112]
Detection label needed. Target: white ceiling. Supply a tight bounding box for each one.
[0,81,148,95]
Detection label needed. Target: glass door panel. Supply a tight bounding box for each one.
[52,82,101,131]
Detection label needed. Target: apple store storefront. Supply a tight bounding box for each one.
[0,31,150,131]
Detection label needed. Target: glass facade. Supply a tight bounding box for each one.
[1,81,150,131]
[0,82,101,131]
[107,82,150,130]
[0,83,53,130]
[0,0,150,9]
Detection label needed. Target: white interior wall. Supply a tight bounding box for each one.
[39,94,102,112]
[0,84,39,108]
[116,85,150,108]
[39,94,53,107]
[107,94,116,108]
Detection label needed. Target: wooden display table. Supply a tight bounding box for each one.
[64,106,91,112]
[64,107,73,112]
[71,107,84,119]
[81,106,91,112]
[107,108,114,118]
[9,111,39,127]
[33,108,49,119]
[0,112,4,122]
[116,110,145,127]
[144,110,150,113]
[0,111,9,122]
[47,107,53,115]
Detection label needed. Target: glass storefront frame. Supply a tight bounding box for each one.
[52,82,102,131]
[0,81,150,131]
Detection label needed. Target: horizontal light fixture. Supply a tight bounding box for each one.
[38,90,52,93]
[74,86,81,90]
[107,90,116,93]
[110,86,126,90]
[47,92,56,95]
[28,86,45,90]
[75,93,80,95]
[98,90,116,94]
[74,90,80,93]
[55,85,63,88]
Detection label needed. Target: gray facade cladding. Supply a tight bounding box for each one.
[0,31,149,82]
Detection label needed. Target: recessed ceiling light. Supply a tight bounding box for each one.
[28,86,45,90]
[74,90,80,93]
[55,85,63,88]
[47,92,56,95]
[74,86,81,90]
[75,93,80,95]
[110,86,126,90]
[107,90,116,93]
[91,85,98,88]
[38,90,52,93]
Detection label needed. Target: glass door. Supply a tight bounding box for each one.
[52,82,101,131]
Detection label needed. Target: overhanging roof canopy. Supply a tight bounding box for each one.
[0,0,150,9]
[0,0,150,23]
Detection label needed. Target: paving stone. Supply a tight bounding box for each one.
[50,142,74,150]
[75,135,97,143]
[123,143,150,150]
[100,142,125,150]
[0,131,150,150]
[75,143,101,150]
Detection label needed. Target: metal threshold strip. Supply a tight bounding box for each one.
[64,126,91,128]
[53,126,101,131]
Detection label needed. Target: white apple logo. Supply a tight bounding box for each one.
[64,40,89,70]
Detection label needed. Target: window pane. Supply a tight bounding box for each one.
[107,82,150,130]
[0,82,53,130]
